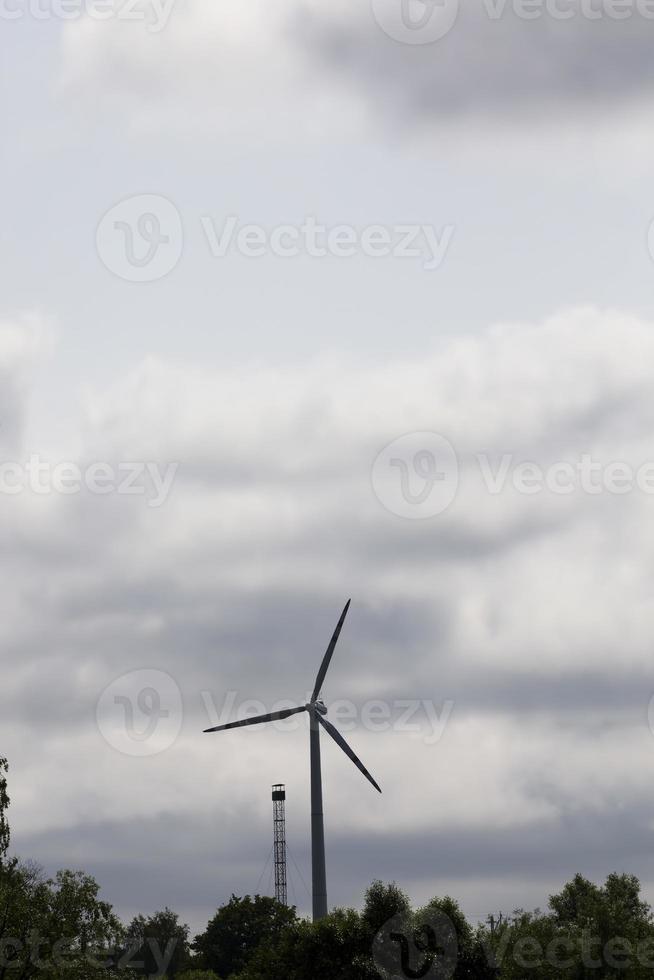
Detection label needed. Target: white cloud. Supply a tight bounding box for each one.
[57,0,365,142]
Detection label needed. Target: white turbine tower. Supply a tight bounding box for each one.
[204,599,382,921]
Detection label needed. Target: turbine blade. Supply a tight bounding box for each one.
[204,705,307,733]
[311,599,351,702]
[318,715,382,794]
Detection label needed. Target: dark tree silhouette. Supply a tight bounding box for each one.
[124,907,191,977]
[0,756,9,865]
[193,894,297,978]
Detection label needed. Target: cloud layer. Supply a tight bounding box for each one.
[58,0,654,134]
[3,305,654,927]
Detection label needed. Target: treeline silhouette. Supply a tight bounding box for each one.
[2,757,653,979]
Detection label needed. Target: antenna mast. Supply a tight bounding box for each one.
[272,784,288,906]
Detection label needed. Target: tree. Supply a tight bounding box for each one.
[549,872,604,928]
[483,873,654,980]
[193,895,297,978]
[0,862,124,978]
[417,894,473,948]
[416,895,497,980]
[236,907,374,980]
[0,757,9,865]
[124,908,190,977]
[481,908,555,980]
[0,759,124,978]
[361,880,412,939]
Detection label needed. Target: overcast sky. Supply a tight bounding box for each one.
[3,0,654,936]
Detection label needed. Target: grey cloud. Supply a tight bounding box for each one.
[293,1,654,122]
[5,308,654,925]
[330,806,654,896]
[16,798,654,933]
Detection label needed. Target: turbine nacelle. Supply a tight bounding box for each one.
[313,699,328,716]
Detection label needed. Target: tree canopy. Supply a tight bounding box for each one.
[484,872,654,980]
[123,907,191,976]
[193,893,297,977]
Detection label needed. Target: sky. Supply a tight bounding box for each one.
[3,0,654,936]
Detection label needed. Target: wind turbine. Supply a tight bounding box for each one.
[204,599,381,921]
